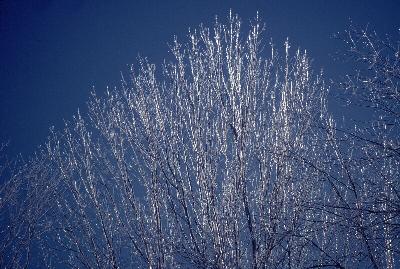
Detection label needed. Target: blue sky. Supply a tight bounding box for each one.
[1,0,399,158]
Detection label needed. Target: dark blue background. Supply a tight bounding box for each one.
[1,0,399,158]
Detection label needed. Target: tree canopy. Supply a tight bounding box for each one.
[1,13,399,269]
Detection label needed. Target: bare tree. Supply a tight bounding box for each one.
[317,26,400,269]
[1,13,398,269]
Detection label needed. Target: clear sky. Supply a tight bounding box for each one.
[1,0,399,158]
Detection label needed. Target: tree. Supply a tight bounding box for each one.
[327,26,400,269]
[0,13,398,268]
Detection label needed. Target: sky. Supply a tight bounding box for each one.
[0,0,399,158]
